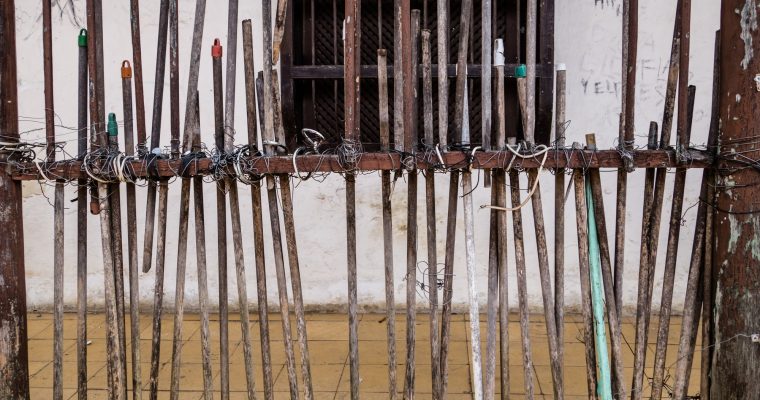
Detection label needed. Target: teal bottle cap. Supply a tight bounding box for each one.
[515,64,527,78]
[107,113,118,137]
[78,29,87,47]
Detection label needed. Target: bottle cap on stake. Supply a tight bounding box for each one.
[78,29,87,47]
[108,113,118,137]
[494,39,505,66]
[556,63,567,71]
[515,64,527,78]
[121,60,132,79]
[212,38,223,58]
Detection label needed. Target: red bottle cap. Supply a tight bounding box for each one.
[212,38,223,58]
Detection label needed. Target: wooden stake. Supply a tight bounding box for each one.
[269,68,315,400]
[421,29,442,400]
[516,48,563,400]
[437,0,459,393]
[262,2,299,394]
[272,0,289,63]
[264,172,299,398]
[279,175,315,400]
[108,123,129,400]
[554,63,566,342]
[128,0,147,153]
[438,170,459,400]
[524,0,537,143]
[482,33,497,400]
[191,93,214,400]
[243,21,275,400]
[345,0,361,396]
[142,0,169,273]
[219,3,241,396]
[147,3,173,393]
[403,10,420,400]
[121,60,143,400]
[96,181,127,400]
[42,2,64,398]
[650,85,696,400]
[213,36,232,400]
[571,166,597,400]
[452,0,474,137]
[699,31,720,399]
[481,0,492,188]
[463,165,483,400]
[168,176,191,400]
[226,12,260,400]
[377,48,398,400]
[672,81,717,398]
[494,41,509,399]
[613,0,638,334]
[224,0,239,152]
[106,116,129,400]
[393,0,405,149]
[76,28,89,400]
[148,180,169,400]
[508,156,535,400]
[436,0,449,150]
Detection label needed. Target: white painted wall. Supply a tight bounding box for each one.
[15,0,720,315]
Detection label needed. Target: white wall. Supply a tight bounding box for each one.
[15,0,720,315]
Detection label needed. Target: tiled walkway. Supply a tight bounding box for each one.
[26,312,700,399]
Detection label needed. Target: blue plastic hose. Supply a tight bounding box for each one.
[586,178,613,400]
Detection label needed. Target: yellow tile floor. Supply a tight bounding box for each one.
[26,312,701,399]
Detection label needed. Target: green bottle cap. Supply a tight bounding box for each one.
[107,113,118,137]
[515,64,527,78]
[78,29,87,47]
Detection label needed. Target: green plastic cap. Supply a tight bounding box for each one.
[515,64,527,78]
[78,29,87,47]
[107,113,118,136]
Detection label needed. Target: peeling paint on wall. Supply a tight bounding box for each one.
[740,0,758,70]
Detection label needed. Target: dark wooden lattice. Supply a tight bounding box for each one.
[280,0,555,151]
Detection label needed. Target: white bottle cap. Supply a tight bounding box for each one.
[556,63,566,71]
[494,39,505,66]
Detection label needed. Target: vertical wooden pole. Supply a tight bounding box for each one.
[121,61,143,400]
[509,157,535,400]
[554,64,566,371]
[243,22,275,400]
[403,8,419,400]
[421,29,441,400]
[42,2,65,398]
[0,0,29,397]
[344,0,361,394]
[700,30,721,400]
[572,167,597,400]
[711,0,760,396]
[377,48,398,400]
[76,28,89,400]
[493,40,509,399]
[343,5,361,385]
[190,93,214,400]
[142,0,169,274]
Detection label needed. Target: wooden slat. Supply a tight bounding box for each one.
[12,149,710,180]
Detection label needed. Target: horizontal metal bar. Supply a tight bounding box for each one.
[10,149,710,181]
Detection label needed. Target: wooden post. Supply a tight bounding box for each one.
[711,0,760,396]
[0,0,29,397]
